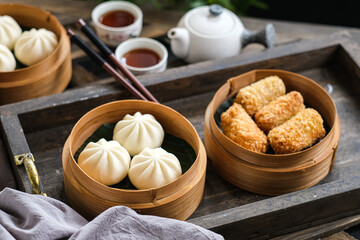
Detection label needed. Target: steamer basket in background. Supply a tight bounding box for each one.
[62,100,207,220]
[0,4,71,105]
[204,69,340,196]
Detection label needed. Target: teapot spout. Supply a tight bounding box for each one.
[167,27,190,59]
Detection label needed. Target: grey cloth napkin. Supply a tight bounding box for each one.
[0,188,87,240]
[0,188,224,240]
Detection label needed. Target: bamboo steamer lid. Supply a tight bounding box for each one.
[0,4,71,104]
[62,100,207,220]
[204,69,340,196]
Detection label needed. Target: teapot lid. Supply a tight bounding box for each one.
[185,4,239,37]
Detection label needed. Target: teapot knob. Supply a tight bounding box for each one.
[209,4,223,16]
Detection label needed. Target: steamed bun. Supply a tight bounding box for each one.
[14,28,58,66]
[128,148,182,189]
[0,44,16,72]
[0,15,22,50]
[78,138,131,186]
[113,112,165,156]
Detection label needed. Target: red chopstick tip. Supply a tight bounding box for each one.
[77,18,86,28]
[67,29,75,37]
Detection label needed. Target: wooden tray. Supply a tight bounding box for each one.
[1,31,360,239]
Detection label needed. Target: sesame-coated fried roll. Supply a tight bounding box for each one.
[235,76,286,116]
[221,103,268,153]
[255,91,305,133]
[268,108,326,154]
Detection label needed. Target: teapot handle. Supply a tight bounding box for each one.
[242,23,275,48]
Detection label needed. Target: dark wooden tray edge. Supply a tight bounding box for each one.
[0,30,359,239]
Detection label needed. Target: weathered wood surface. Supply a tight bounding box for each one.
[1,0,360,239]
[1,32,360,239]
[2,0,358,88]
[276,214,360,240]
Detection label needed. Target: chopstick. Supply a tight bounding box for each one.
[67,29,149,101]
[76,19,159,103]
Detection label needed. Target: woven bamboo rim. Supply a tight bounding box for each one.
[203,69,341,195]
[204,107,340,195]
[209,69,337,168]
[63,100,207,220]
[0,3,72,104]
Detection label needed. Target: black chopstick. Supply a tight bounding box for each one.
[67,29,148,101]
[76,18,159,103]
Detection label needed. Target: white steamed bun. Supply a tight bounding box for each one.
[0,15,22,50]
[78,138,131,186]
[14,28,58,66]
[128,147,182,189]
[113,112,165,156]
[0,44,16,72]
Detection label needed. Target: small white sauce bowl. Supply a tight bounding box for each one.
[91,1,143,47]
[115,37,168,75]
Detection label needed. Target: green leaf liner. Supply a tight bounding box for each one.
[74,122,196,190]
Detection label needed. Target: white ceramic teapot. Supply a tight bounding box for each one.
[167,4,275,63]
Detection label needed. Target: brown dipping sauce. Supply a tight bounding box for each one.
[99,10,135,27]
[123,48,161,68]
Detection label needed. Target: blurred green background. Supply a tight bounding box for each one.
[96,0,268,16]
[96,0,358,28]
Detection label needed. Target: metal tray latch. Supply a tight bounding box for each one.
[14,153,46,196]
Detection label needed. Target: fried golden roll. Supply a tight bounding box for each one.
[235,75,286,116]
[268,108,326,154]
[221,103,268,153]
[254,91,305,133]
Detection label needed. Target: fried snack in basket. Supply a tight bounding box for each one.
[235,75,286,116]
[221,102,268,153]
[268,108,326,154]
[254,91,305,133]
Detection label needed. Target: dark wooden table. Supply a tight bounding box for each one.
[1,1,360,239]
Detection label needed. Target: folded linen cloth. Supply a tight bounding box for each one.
[0,188,224,240]
[0,188,87,240]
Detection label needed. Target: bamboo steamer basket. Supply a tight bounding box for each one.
[204,69,340,196]
[0,4,71,105]
[62,100,207,220]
